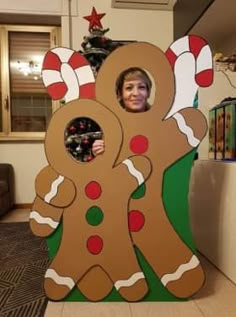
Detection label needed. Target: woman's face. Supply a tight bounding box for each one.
[121,78,149,112]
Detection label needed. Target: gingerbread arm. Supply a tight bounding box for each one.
[161,107,207,166]
[116,155,152,193]
[29,195,63,237]
[35,165,76,208]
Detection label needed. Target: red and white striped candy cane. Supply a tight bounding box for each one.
[42,47,95,103]
[165,35,213,118]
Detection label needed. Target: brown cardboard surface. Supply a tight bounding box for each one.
[37,99,151,301]
[94,42,206,298]
[30,38,213,301]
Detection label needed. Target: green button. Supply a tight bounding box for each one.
[86,206,104,226]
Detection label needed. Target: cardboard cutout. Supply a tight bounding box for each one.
[32,99,152,301]
[93,40,211,298]
[29,36,213,301]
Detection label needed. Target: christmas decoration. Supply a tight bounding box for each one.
[81,7,122,76]
[80,28,113,76]
[83,7,106,31]
[214,51,236,72]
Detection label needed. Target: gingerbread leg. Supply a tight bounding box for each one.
[76,223,149,301]
[102,242,148,302]
[77,266,114,301]
[130,181,204,298]
[43,208,92,300]
[112,270,148,302]
[44,248,89,300]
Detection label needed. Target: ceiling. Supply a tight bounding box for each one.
[189,0,236,54]
[112,0,235,55]
[1,1,234,55]
[111,0,177,11]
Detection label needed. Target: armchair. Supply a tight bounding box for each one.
[0,164,14,216]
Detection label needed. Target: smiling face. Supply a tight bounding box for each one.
[116,68,152,113]
[121,78,150,112]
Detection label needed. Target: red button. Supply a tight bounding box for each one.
[85,181,102,199]
[87,235,103,255]
[130,135,149,154]
[128,210,145,232]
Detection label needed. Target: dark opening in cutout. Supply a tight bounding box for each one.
[115,67,154,113]
[65,117,103,162]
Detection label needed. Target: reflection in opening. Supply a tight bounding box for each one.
[65,117,103,162]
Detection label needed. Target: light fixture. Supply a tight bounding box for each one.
[15,60,42,80]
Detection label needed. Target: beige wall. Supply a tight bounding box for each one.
[71,1,173,50]
[0,0,69,15]
[0,143,47,203]
[220,33,236,56]
[190,68,236,283]
[190,160,236,284]
[0,0,173,203]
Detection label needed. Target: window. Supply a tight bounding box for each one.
[0,25,61,141]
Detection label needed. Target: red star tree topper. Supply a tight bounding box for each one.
[83,7,106,30]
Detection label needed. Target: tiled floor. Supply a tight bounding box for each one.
[1,209,236,316]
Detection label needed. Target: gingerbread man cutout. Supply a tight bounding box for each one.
[31,47,115,301]
[78,41,209,299]
[30,98,152,301]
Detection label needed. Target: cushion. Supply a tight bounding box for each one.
[0,180,8,195]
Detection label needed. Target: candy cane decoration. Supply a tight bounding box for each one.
[165,35,213,118]
[42,47,95,103]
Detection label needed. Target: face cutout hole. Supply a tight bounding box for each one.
[65,117,103,162]
[115,67,155,113]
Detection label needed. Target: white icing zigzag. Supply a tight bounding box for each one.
[114,272,145,290]
[29,210,59,229]
[44,175,65,203]
[122,159,144,185]
[161,255,200,286]
[45,268,75,290]
[173,113,200,147]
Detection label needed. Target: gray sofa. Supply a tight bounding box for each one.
[0,164,14,217]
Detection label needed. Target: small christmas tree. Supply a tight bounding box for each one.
[80,6,121,75]
[80,27,114,76]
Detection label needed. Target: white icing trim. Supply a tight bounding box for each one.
[122,159,144,185]
[29,211,59,229]
[161,255,200,286]
[114,272,145,290]
[173,113,200,147]
[45,269,75,290]
[44,175,65,203]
